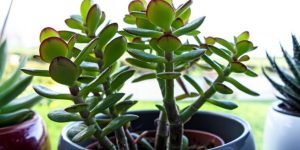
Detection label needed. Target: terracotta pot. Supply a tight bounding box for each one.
[58,110,255,150]
[0,112,50,150]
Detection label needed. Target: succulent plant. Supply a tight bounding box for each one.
[123,0,259,149]
[264,35,300,112]
[0,1,42,127]
[22,0,138,149]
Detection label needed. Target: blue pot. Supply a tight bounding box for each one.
[58,110,255,150]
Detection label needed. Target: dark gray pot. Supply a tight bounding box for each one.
[58,110,255,150]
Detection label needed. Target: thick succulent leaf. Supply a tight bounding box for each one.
[67,34,77,53]
[230,62,247,73]
[124,15,136,25]
[126,58,156,70]
[99,11,106,26]
[0,76,32,108]
[236,31,250,43]
[71,47,98,63]
[101,114,139,137]
[90,93,125,116]
[131,11,147,19]
[124,28,163,38]
[0,0,12,42]
[238,55,250,62]
[72,125,96,143]
[0,109,34,126]
[183,75,204,95]
[39,37,68,63]
[67,124,87,139]
[86,4,101,36]
[110,70,135,92]
[39,27,60,42]
[281,46,300,81]
[208,45,232,61]
[70,15,83,23]
[208,99,238,110]
[213,83,233,94]
[80,61,99,72]
[80,67,111,96]
[0,40,7,80]
[181,135,189,150]
[146,0,175,31]
[103,36,127,68]
[111,66,130,79]
[65,104,88,113]
[245,69,258,77]
[172,18,184,29]
[127,42,150,50]
[158,34,182,52]
[65,18,84,31]
[201,55,223,75]
[214,38,235,53]
[178,8,191,24]
[114,100,138,114]
[0,94,42,114]
[149,38,163,53]
[97,23,118,51]
[74,38,98,66]
[172,48,205,63]
[204,77,213,86]
[176,44,197,53]
[176,0,192,17]
[48,109,82,122]
[157,72,181,79]
[236,40,254,57]
[132,73,156,83]
[128,49,166,63]
[21,68,49,77]
[176,92,199,101]
[225,77,259,96]
[136,18,157,30]
[173,17,205,37]
[81,0,94,22]
[128,0,145,12]
[49,57,78,86]
[0,57,27,91]
[59,31,91,43]
[292,35,300,61]
[33,85,74,100]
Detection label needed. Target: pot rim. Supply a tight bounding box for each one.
[60,110,252,149]
[272,101,300,117]
[0,111,39,134]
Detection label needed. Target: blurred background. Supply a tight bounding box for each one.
[1,0,299,149]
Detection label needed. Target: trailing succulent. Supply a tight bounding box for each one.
[0,1,42,127]
[22,0,138,149]
[123,0,259,149]
[264,35,300,112]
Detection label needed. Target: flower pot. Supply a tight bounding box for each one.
[264,101,300,150]
[58,110,255,150]
[0,112,50,150]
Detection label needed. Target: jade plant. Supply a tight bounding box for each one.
[123,0,259,149]
[22,0,140,149]
[264,35,300,112]
[0,1,42,127]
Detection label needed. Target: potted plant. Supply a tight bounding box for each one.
[263,35,300,150]
[23,0,260,149]
[0,1,47,150]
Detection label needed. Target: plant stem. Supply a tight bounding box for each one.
[180,66,232,122]
[125,127,138,150]
[155,112,168,150]
[69,86,116,150]
[164,52,182,150]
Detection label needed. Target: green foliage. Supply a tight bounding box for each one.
[264,35,300,111]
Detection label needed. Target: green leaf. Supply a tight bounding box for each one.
[103,36,127,68]
[128,49,166,63]
[48,109,82,122]
[21,68,49,77]
[158,34,182,52]
[126,58,156,70]
[0,94,42,114]
[39,27,60,42]
[0,40,7,80]
[39,37,68,63]
[176,0,192,17]
[124,15,136,25]
[230,62,247,73]
[201,55,223,75]
[74,38,98,66]
[49,57,78,86]
[132,73,156,83]
[97,23,118,51]
[111,66,130,79]
[207,45,232,61]
[203,77,213,86]
[86,4,101,36]
[214,38,235,53]
[72,125,96,143]
[128,42,150,50]
[245,69,258,77]
[65,104,89,113]
[183,75,204,95]
[114,100,138,114]
[176,44,197,53]
[0,76,32,108]
[90,93,125,116]
[80,67,111,96]
[173,17,205,36]
[225,77,259,96]
[281,46,300,81]
[33,85,73,100]
[172,49,205,63]
[147,0,175,31]
[110,70,135,92]
[101,114,139,137]
[130,11,147,19]
[213,83,233,94]
[136,18,157,30]
[236,31,250,43]
[238,55,250,62]
[59,31,91,43]
[157,72,181,79]
[65,18,84,31]
[67,124,87,139]
[124,28,163,38]
[181,135,189,150]
[128,0,145,12]
[176,92,199,101]
[178,8,191,24]
[236,40,254,57]
[81,0,93,22]
[67,34,77,52]
[0,109,34,126]
[208,99,238,110]
[172,18,184,29]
